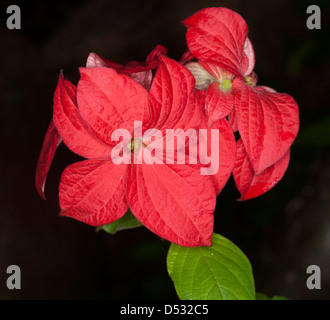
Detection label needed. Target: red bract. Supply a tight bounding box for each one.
[233,80,298,174]
[233,139,290,201]
[194,90,236,195]
[86,44,167,90]
[36,45,166,199]
[183,7,251,78]
[183,7,299,198]
[36,53,217,247]
[35,120,62,199]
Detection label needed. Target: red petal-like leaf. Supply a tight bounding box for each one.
[87,53,156,90]
[233,139,290,200]
[86,52,122,70]
[210,119,236,194]
[199,61,235,81]
[149,56,200,131]
[121,45,166,74]
[146,44,167,63]
[180,49,195,64]
[87,45,166,74]
[59,160,128,226]
[183,7,248,77]
[53,72,112,159]
[241,37,255,77]
[195,90,236,194]
[196,111,236,194]
[127,161,216,247]
[205,81,234,126]
[126,45,166,89]
[228,107,238,132]
[77,67,150,145]
[258,86,277,93]
[233,78,299,174]
[129,70,153,91]
[35,120,62,199]
[121,45,166,89]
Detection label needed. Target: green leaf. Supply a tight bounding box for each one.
[167,233,255,300]
[96,210,142,234]
[256,292,288,300]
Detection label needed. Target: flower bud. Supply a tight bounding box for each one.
[185,62,214,90]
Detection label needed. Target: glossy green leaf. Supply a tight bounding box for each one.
[96,210,142,234]
[167,233,255,300]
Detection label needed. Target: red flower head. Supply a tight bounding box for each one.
[36,47,217,247]
[183,7,300,200]
[35,7,300,248]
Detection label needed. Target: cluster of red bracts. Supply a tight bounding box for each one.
[35,7,299,247]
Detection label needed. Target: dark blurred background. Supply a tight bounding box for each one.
[0,0,329,300]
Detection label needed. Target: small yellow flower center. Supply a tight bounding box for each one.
[245,76,256,87]
[126,138,146,153]
[220,79,233,91]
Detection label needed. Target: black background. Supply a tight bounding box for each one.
[0,0,329,299]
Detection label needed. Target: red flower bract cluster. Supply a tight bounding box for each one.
[183,7,299,200]
[36,7,299,247]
